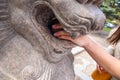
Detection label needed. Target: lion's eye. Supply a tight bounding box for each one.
[93,0,104,6]
[77,0,103,6]
[76,0,88,3]
[76,0,96,4]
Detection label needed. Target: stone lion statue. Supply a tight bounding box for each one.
[0,0,105,80]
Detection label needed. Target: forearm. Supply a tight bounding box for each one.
[81,36,120,78]
[52,25,120,78]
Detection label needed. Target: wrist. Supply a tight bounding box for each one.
[80,35,93,48]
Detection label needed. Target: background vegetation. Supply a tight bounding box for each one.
[100,0,120,32]
[101,0,120,25]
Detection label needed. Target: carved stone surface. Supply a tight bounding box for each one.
[0,0,105,80]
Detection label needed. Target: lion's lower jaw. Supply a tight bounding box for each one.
[0,35,74,80]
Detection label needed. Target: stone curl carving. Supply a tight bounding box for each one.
[0,0,105,80]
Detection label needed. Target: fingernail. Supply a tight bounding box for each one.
[52,25,56,28]
[54,33,57,36]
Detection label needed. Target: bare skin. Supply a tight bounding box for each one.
[52,24,120,79]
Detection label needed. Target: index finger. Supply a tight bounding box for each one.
[52,24,63,29]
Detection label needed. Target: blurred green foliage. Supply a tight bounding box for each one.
[100,0,120,24]
[103,27,112,32]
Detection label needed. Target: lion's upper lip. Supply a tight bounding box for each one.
[35,1,94,37]
[48,6,93,35]
[51,12,92,35]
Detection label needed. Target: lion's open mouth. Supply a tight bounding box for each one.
[32,3,76,49]
[33,4,62,37]
[31,1,105,49]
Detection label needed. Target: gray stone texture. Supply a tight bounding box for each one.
[0,0,105,80]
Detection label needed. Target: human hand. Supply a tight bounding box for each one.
[97,64,104,74]
[52,24,91,47]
